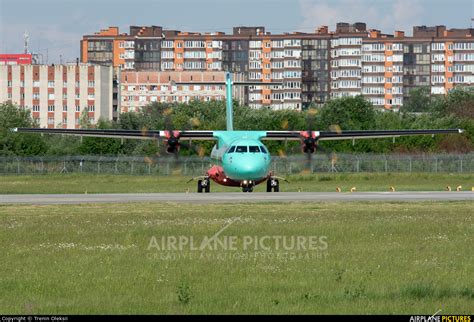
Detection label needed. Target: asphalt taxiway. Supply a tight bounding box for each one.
[0,191,473,205]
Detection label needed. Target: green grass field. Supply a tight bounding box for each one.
[0,201,473,314]
[0,172,473,193]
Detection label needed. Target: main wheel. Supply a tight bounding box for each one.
[274,179,280,192]
[197,180,203,193]
[205,180,210,193]
[266,179,272,192]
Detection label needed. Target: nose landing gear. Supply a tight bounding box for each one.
[241,180,254,193]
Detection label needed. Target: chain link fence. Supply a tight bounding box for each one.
[1,154,473,176]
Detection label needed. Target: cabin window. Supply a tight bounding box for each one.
[249,146,260,153]
[235,146,248,153]
[260,146,268,154]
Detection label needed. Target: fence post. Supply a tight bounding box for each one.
[131,161,134,174]
[409,157,412,173]
[460,158,463,173]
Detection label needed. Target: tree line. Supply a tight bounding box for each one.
[1,87,473,157]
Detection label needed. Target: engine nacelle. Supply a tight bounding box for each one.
[300,131,317,154]
[166,137,180,154]
[302,137,316,154]
[164,131,181,154]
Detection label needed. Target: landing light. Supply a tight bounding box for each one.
[243,180,248,185]
[223,178,227,183]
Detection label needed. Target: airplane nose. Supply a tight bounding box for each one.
[240,163,261,176]
[227,155,267,180]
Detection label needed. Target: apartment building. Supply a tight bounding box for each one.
[81,23,474,111]
[0,64,113,128]
[81,27,135,71]
[119,71,246,113]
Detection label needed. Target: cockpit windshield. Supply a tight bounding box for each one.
[249,146,260,153]
[235,146,248,153]
[227,145,268,154]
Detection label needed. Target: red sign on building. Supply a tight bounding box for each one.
[0,54,32,65]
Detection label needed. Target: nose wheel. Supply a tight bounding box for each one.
[242,186,254,193]
[266,178,279,192]
[197,178,211,193]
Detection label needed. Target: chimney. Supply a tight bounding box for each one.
[394,30,405,38]
[316,26,329,34]
[436,25,446,37]
[369,29,380,38]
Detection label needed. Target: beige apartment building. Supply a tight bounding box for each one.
[0,64,113,128]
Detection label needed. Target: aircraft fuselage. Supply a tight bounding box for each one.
[207,132,272,187]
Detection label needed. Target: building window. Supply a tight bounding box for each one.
[48,105,55,112]
[33,105,40,112]
[63,106,67,111]
[47,117,54,125]
[76,106,80,112]
[88,81,95,88]
[48,81,55,88]
[48,93,55,100]
[88,105,95,112]
[7,81,12,87]
[33,81,40,87]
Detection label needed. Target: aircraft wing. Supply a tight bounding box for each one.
[263,129,464,141]
[11,128,216,140]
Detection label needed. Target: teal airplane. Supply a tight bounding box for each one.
[13,72,463,192]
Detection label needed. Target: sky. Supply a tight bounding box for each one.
[0,0,473,64]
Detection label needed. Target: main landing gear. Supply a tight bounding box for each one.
[197,177,211,193]
[266,178,280,192]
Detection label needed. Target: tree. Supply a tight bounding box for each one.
[0,102,47,156]
[316,95,376,131]
[402,86,432,113]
